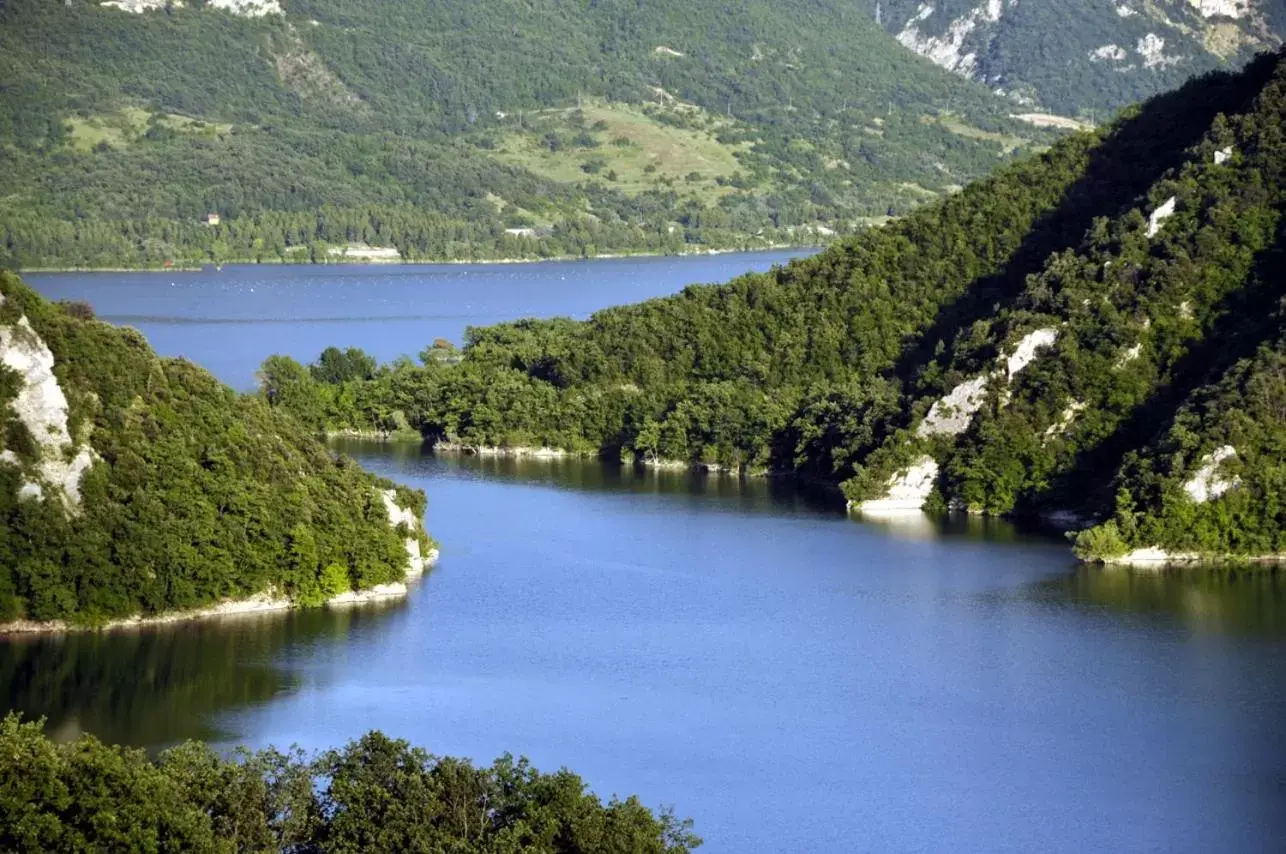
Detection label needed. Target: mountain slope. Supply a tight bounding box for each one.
[264,49,1286,562]
[0,272,434,626]
[875,0,1285,117]
[0,0,1062,266]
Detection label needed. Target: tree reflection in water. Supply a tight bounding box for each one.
[0,599,407,749]
[1035,565,1286,638]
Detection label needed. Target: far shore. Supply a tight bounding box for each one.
[18,243,821,275]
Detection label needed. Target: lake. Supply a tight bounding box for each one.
[25,251,811,390]
[8,255,1286,853]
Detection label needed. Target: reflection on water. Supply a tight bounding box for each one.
[331,439,849,517]
[0,600,407,747]
[1038,565,1286,637]
[852,508,1040,545]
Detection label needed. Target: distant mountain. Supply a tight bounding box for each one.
[874,0,1285,116]
[0,0,1067,267]
[267,48,1286,564]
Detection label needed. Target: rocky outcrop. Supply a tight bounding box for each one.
[916,327,1059,439]
[1146,196,1177,237]
[895,0,1011,77]
[100,0,181,12]
[380,488,430,576]
[100,0,279,14]
[1183,445,1240,503]
[881,0,1280,114]
[0,293,97,513]
[854,456,939,513]
[206,0,283,17]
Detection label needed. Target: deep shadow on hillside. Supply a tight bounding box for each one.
[892,51,1284,394]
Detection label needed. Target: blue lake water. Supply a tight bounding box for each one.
[7,254,1286,853]
[25,251,810,389]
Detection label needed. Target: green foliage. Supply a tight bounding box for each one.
[0,0,1062,268]
[1072,521,1130,561]
[0,273,432,624]
[272,50,1286,560]
[0,713,700,854]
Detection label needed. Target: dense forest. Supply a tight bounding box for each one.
[263,50,1286,562]
[0,271,434,625]
[0,0,1062,268]
[0,714,699,853]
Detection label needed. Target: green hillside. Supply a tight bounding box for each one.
[263,49,1286,563]
[0,272,434,626]
[0,0,1061,267]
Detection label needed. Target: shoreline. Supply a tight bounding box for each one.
[19,243,819,275]
[1102,548,1286,569]
[0,549,439,636]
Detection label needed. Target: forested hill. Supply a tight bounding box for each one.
[874,0,1285,118]
[263,49,1286,564]
[1,0,1066,267]
[0,272,434,626]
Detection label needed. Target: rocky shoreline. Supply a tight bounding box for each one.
[0,549,439,636]
[1102,547,1286,568]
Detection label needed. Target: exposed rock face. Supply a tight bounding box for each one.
[1115,342,1143,368]
[1005,327,1059,378]
[1188,0,1250,18]
[1136,33,1181,69]
[895,1,1010,77]
[917,375,991,437]
[380,489,429,576]
[916,327,1059,438]
[100,0,181,12]
[856,456,940,512]
[1183,445,1240,503]
[1147,196,1177,237]
[206,0,283,17]
[1090,44,1129,62]
[881,0,1280,113]
[869,327,1060,510]
[100,0,279,13]
[0,294,97,512]
[1044,400,1086,439]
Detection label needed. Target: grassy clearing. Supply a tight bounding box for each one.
[933,115,1031,155]
[66,107,231,152]
[490,101,747,198]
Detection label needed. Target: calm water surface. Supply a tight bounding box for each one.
[25,251,811,389]
[6,257,1286,852]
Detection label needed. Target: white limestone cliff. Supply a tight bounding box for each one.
[1188,0,1250,18]
[1183,445,1240,503]
[381,488,430,576]
[855,456,940,513]
[895,1,1010,77]
[0,293,97,513]
[916,327,1059,439]
[1090,44,1129,62]
[1137,34,1182,69]
[206,0,282,17]
[1146,196,1177,237]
